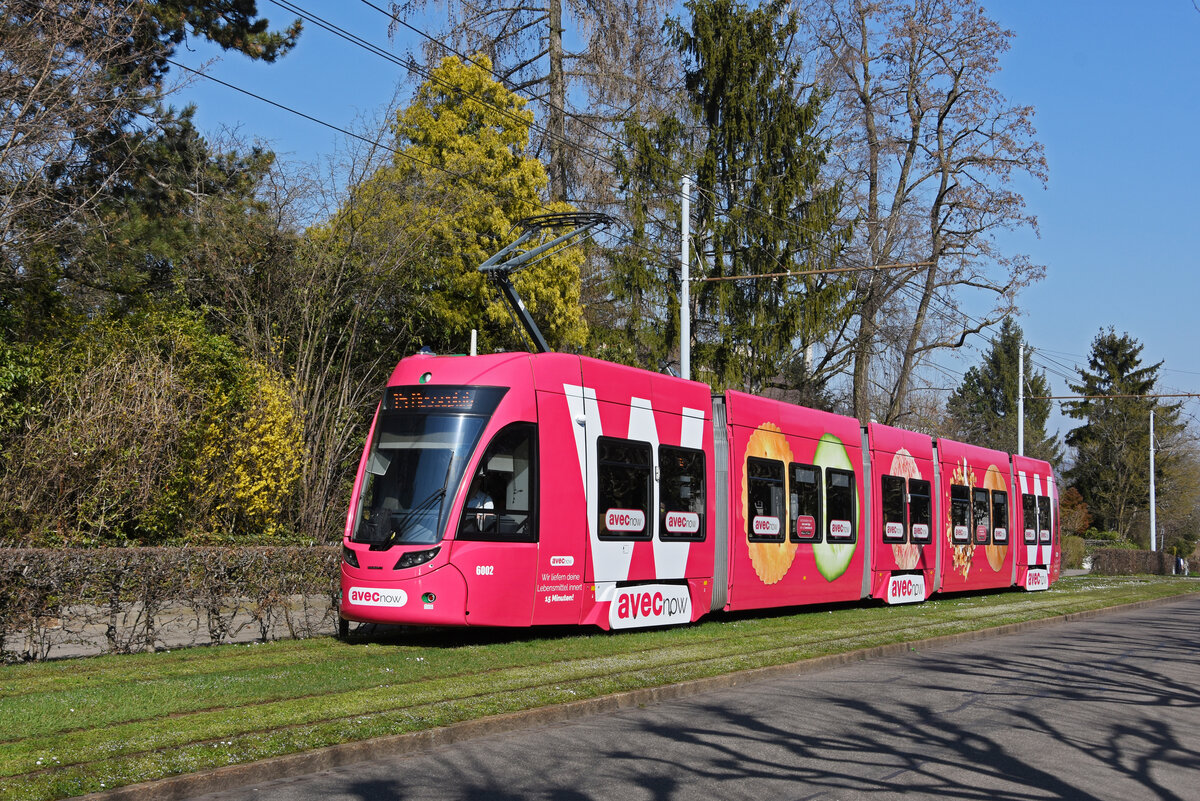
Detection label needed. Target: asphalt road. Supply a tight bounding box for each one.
[185,596,1200,801]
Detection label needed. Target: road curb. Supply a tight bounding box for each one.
[75,592,1197,801]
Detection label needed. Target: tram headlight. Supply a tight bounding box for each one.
[342,544,360,568]
[395,546,441,570]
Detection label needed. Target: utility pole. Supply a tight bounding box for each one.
[680,175,691,381]
[1149,408,1156,552]
[1018,341,1025,456]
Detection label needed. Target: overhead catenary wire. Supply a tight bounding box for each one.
[1030,394,1200,401]
[297,0,1040,330]
[266,0,628,179]
[354,0,882,273]
[693,261,934,282]
[28,0,691,272]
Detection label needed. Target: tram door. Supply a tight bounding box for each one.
[530,387,587,625]
[1015,477,1051,592]
[453,423,540,626]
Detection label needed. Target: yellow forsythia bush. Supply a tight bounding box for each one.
[192,361,304,539]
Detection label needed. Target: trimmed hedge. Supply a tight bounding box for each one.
[1090,548,1176,576]
[0,547,339,662]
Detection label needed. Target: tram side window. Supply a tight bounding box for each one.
[597,437,653,541]
[826,468,857,542]
[457,423,537,542]
[910,479,932,543]
[881,475,907,543]
[991,490,1009,543]
[973,487,991,545]
[1022,493,1038,544]
[660,445,705,541]
[951,484,970,544]
[747,457,785,542]
[789,463,822,543]
[1038,495,1051,543]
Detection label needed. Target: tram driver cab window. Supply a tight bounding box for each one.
[457,423,537,542]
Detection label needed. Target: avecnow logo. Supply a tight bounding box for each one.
[752,516,780,536]
[886,574,925,605]
[606,508,645,533]
[347,587,408,608]
[609,584,691,629]
[664,512,700,534]
[550,555,575,567]
[1025,569,1049,591]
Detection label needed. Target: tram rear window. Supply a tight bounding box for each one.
[973,488,991,544]
[909,479,932,543]
[747,457,785,542]
[789,463,821,542]
[660,445,705,541]
[826,468,856,542]
[1038,496,1051,542]
[597,437,653,540]
[992,490,1009,543]
[881,475,907,543]
[951,485,970,543]
[1022,493,1038,543]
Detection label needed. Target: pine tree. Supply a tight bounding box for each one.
[946,318,1060,464]
[1065,329,1183,540]
[674,0,851,393]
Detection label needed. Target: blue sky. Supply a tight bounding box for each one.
[173,1,1200,436]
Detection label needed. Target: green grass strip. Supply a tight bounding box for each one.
[1,575,1195,801]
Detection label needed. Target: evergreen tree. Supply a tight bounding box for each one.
[2,1,300,334]
[1065,329,1183,541]
[682,0,852,394]
[319,55,588,356]
[946,318,1060,464]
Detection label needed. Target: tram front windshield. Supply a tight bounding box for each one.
[351,386,504,547]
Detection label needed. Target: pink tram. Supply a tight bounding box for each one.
[338,350,1061,632]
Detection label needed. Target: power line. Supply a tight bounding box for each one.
[267,0,626,178]
[1031,394,1200,400]
[693,261,934,283]
[34,0,1083,398]
[355,0,872,273]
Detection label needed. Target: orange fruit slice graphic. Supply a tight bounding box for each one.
[742,423,796,585]
[984,464,1008,572]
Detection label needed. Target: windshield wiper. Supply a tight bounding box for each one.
[370,457,455,551]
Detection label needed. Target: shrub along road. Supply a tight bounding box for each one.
[1,576,1196,801]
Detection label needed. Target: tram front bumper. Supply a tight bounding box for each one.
[339,564,468,626]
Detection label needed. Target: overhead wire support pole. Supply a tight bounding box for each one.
[1150,409,1157,553]
[1018,341,1025,457]
[1027,391,1197,554]
[479,212,614,354]
[681,175,691,381]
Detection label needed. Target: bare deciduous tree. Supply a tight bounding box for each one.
[800,0,1047,425]
[0,2,156,267]
[387,0,681,205]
